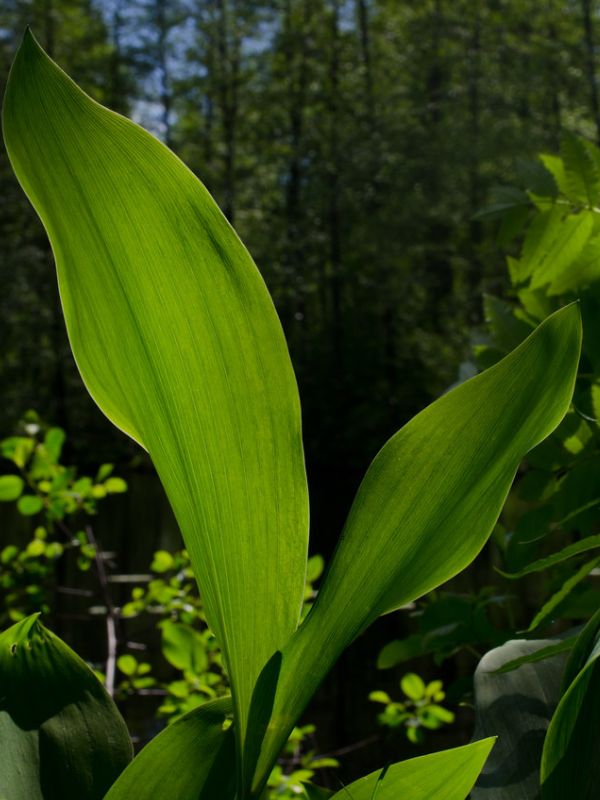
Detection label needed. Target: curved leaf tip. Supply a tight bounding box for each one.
[3,31,310,774]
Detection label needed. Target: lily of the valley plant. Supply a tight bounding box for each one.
[0,30,583,800]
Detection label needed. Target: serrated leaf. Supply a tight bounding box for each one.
[0,615,132,800]
[548,234,600,295]
[528,212,594,291]
[539,154,570,198]
[104,697,236,800]
[3,30,309,766]
[514,205,564,283]
[560,132,600,207]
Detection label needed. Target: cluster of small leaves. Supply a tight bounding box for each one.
[118,550,329,796]
[266,725,339,798]
[116,653,156,694]
[0,412,127,624]
[369,673,455,744]
[117,548,228,716]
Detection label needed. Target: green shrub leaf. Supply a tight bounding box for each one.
[0,474,24,502]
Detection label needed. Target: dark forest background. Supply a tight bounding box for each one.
[2,0,600,780]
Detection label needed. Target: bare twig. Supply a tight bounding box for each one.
[85,524,118,697]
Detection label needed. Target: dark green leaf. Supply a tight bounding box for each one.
[0,615,132,800]
[541,628,600,798]
[104,697,236,800]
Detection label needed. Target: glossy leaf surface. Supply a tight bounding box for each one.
[104,697,236,800]
[3,30,309,759]
[0,615,132,800]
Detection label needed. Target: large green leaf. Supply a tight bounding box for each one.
[104,697,236,800]
[248,306,581,793]
[3,30,309,765]
[541,612,600,799]
[329,740,495,800]
[471,638,567,800]
[0,615,132,800]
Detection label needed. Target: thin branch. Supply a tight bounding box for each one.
[86,524,119,697]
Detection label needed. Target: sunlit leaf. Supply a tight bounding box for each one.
[160,620,209,673]
[329,740,495,800]
[0,615,132,800]
[549,235,600,295]
[560,132,600,207]
[249,306,581,792]
[528,211,594,291]
[3,30,309,765]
